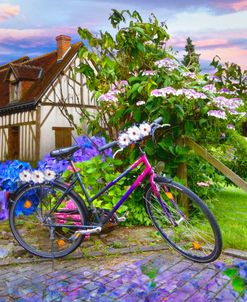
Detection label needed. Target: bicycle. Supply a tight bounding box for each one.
[9,117,222,263]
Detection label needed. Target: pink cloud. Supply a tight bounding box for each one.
[215,0,247,12]
[224,0,247,11]
[201,46,247,69]
[0,27,76,43]
[0,3,20,22]
[195,38,228,48]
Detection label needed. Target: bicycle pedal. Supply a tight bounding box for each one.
[116,211,129,223]
[69,227,102,242]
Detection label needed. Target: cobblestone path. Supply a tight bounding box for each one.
[0,250,246,302]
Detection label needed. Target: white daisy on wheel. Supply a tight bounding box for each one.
[32,170,45,184]
[19,170,32,182]
[44,169,56,181]
[127,126,141,142]
[118,133,130,148]
[139,123,151,137]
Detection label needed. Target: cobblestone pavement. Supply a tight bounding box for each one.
[0,249,246,302]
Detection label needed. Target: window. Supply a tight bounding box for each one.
[8,126,20,159]
[52,127,73,148]
[10,81,21,102]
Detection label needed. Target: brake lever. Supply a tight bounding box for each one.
[113,148,123,159]
[151,123,171,145]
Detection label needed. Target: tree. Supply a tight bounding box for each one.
[182,37,200,72]
[76,9,246,193]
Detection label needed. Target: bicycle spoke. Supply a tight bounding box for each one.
[145,180,222,262]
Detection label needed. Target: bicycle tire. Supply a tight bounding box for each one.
[144,176,222,263]
[9,181,88,258]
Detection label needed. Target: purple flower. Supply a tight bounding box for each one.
[98,91,118,102]
[182,71,196,79]
[160,87,177,96]
[151,87,176,97]
[0,190,8,221]
[154,58,178,71]
[230,98,243,107]
[207,110,227,119]
[119,80,128,86]
[202,84,216,93]
[227,124,235,129]
[228,109,246,117]
[151,89,164,97]
[219,88,235,95]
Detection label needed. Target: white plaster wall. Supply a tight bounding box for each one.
[39,54,97,158]
[39,105,84,158]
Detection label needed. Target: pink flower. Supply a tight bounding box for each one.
[55,199,82,225]
[67,165,80,172]
[197,182,210,187]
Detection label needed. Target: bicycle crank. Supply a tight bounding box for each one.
[69,227,102,242]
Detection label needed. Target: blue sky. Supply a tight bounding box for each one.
[0,0,246,70]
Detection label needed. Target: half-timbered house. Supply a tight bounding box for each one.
[0,35,96,162]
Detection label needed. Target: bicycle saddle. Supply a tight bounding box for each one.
[50,145,80,158]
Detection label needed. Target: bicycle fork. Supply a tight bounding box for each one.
[151,178,186,226]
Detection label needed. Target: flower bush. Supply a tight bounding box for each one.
[62,156,150,226]
[0,134,112,220]
[77,9,247,204]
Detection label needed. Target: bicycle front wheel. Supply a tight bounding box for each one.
[144,177,222,263]
[9,182,88,258]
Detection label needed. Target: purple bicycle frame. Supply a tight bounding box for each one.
[89,153,174,225]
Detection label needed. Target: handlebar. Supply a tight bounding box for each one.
[98,141,118,152]
[98,117,170,153]
[152,117,163,125]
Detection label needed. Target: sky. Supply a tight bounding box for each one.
[0,0,246,71]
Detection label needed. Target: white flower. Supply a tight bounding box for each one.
[142,70,155,76]
[127,126,141,142]
[32,170,45,184]
[139,123,151,137]
[118,133,130,148]
[136,100,145,106]
[19,170,32,182]
[44,169,56,181]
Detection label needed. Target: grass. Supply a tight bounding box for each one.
[211,186,247,251]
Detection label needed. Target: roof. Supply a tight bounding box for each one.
[0,43,81,115]
[0,56,30,71]
[5,64,43,81]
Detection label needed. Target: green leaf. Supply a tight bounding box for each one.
[224,267,238,279]
[232,277,246,293]
[184,121,193,135]
[134,109,142,122]
[133,26,145,35]
[78,63,95,79]
[136,42,145,53]
[174,104,184,120]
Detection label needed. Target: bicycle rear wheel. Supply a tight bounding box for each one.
[9,182,88,258]
[144,177,222,263]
